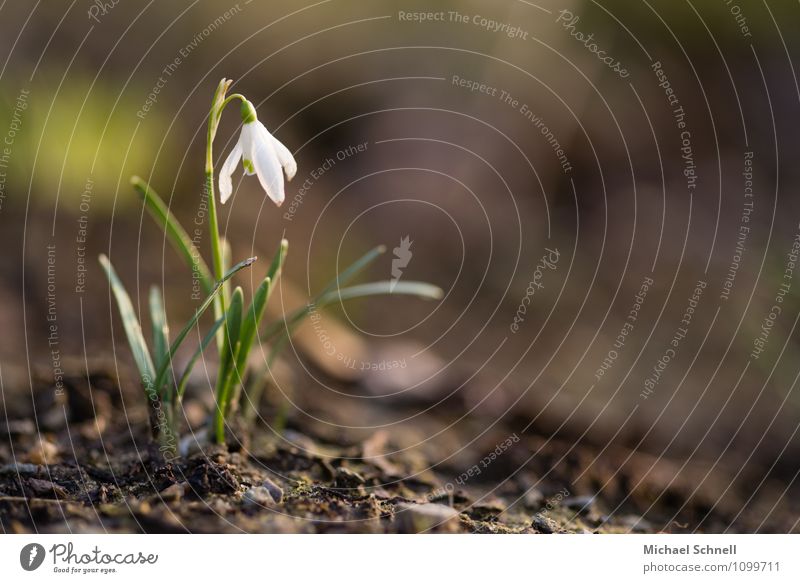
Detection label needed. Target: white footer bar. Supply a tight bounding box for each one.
[1,534,798,582]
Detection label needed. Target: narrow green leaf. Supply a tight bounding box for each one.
[318,281,443,304]
[260,244,385,342]
[131,176,214,294]
[149,286,169,370]
[175,314,227,401]
[234,238,287,374]
[153,256,256,392]
[321,244,386,296]
[221,237,233,307]
[224,286,245,367]
[215,286,244,429]
[99,255,156,389]
[265,280,442,347]
[214,308,241,442]
[242,276,442,424]
[225,239,287,421]
[229,277,271,399]
[266,239,289,283]
[212,237,233,351]
[235,278,272,376]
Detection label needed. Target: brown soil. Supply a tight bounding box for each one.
[1,366,796,534]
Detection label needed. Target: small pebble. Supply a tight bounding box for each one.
[334,467,366,490]
[27,438,60,465]
[27,478,68,499]
[563,495,595,511]
[179,430,207,457]
[243,486,276,508]
[523,488,545,509]
[0,463,39,475]
[158,482,186,501]
[531,514,556,533]
[396,503,460,533]
[262,477,283,503]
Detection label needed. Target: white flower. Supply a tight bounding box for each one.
[219,100,296,206]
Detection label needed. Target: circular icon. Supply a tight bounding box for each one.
[19,543,45,571]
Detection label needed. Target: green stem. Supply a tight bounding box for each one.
[205,81,252,445]
[205,157,225,320]
[205,83,246,352]
[215,365,237,443]
[218,93,247,115]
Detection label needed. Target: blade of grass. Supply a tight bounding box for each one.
[149,286,169,372]
[153,256,256,392]
[214,286,244,442]
[99,255,156,388]
[131,176,213,294]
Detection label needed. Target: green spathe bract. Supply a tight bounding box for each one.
[99,77,443,456]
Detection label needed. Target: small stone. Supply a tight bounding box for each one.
[0,463,40,475]
[262,477,283,503]
[206,498,232,514]
[361,430,402,476]
[158,482,186,501]
[396,503,461,533]
[283,430,318,452]
[531,514,556,533]
[563,495,595,512]
[523,488,545,509]
[79,416,107,440]
[179,431,207,457]
[334,467,366,493]
[27,438,60,465]
[243,486,276,508]
[27,478,68,499]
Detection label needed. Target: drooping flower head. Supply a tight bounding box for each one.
[219,99,296,206]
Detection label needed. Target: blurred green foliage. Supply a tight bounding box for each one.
[0,72,173,212]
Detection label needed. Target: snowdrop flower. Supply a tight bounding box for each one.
[219,99,296,206]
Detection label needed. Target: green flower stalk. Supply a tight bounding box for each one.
[205,80,297,443]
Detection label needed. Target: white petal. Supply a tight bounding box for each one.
[270,134,297,181]
[250,124,285,206]
[240,124,257,175]
[218,140,242,204]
